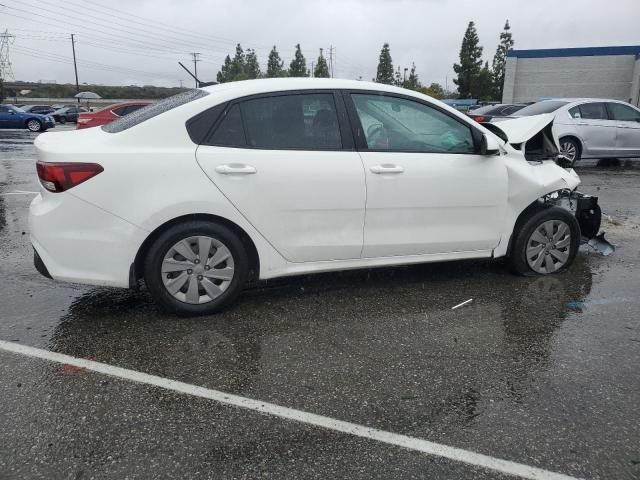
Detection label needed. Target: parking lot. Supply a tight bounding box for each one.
[0,126,639,479]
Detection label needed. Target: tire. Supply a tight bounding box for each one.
[143,221,249,316]
[59,116,67,124]
[26,119,42,132]
[508,207,580,276]
[559,137,581,164]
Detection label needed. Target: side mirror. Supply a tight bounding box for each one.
[480,133,500,155]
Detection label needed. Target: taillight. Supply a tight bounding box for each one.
[36,161,104,193]
[471,115,488,123]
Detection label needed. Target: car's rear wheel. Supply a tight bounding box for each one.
[144,221,249,316]
[509,207,580,276]
[58,116,67,124]
[559,137,581,163]
[27,119,42,132]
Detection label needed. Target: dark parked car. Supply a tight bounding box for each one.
[467,103,527,123]
[0,104,55,132]
[22,105,57,115]
[52,106,89,124]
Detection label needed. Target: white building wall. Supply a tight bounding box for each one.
[502,54,639,104]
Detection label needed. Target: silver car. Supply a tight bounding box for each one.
[497,99,640,163]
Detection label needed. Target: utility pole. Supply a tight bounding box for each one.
[190,53,200,88]
[328,45,334,78]
[0,29,16,82]
[70,34,79,102]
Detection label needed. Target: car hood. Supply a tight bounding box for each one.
[487,113,555,144]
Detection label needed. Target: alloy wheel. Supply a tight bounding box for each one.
[526,220,571,274]
[27,120,41,132]
[161,235,235,304]
[560,141,577,162]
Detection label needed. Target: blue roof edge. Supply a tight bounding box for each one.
[507,46,640,59]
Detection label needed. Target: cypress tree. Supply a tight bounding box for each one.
[216,55,232,83]
[491,20,514,100]
[376,43,394,84]
[229,44,246,80]
[453,21,484,98]
[314,48,330,78]
[245,48,261,79]
[266,46,286,78]
[288,44,309,77]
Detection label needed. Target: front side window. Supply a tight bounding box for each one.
[352,94,475,153]
[240,93,342,149]
[607,103,640,122]
[578,102,608,120]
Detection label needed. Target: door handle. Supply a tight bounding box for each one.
[370,164,404,174]
[575,122,588,126]
[214,164,257,174]
[617,124,630,129]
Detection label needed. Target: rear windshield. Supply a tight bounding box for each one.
[470,105,507,115]
[102,89,208,133]
[515,101,569,116]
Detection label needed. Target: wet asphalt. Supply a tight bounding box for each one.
[0,126,639,480]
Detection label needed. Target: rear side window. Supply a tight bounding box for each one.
[240,93,342,149]
[578,102,608,120]
[209,104,246,147]
[103,89,209,133]
[112,106,128,116]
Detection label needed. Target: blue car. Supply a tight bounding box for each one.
[0,104,56,132]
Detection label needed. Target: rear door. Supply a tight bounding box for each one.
[196,91,366,263]
[567,102,617,156]
[606,102,640,156]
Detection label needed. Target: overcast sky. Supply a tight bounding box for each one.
[3,0,639,88]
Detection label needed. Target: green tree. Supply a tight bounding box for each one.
[229,44,246,80]
[475,61,494,101]
[417,82,447,99]
[453,21,484,98]
[266,46,286,77]
[402,62,420,90]
[245,48,261,79]
[375,43,394,84]
[216,55,232,83]
[314,48,330,78]
[288,44,309,77]
[491,20,514,100]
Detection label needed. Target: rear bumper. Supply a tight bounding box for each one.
[29,192,148,288]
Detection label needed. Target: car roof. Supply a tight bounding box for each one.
[199,78,419,96]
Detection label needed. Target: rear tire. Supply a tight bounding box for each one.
[59,116,67,124]
[508,207,580,276]
[559,137,581,164]
[144,221,249,316]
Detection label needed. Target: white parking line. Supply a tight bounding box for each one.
[0,340,582,480]
[0,191,39,196]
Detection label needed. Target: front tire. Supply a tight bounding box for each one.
[509,207,580,276]
[58,116,67,124]
[27,119,42,132]
[144,221,249,316]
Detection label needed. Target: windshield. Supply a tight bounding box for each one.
[515,101,569,116]
[102,89,208,133]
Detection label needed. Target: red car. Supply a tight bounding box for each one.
[76,101,152,129]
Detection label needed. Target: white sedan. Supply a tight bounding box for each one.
[30,78,603,315]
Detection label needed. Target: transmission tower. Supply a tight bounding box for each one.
[0,30,16,81]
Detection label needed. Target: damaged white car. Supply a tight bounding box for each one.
[29,79,607,315]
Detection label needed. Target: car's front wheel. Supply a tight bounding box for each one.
[144,221,249,316]
[509,207,580,276]
[58,116,67,124]
[26,119,42,132]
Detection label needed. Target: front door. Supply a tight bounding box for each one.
[196,92,366,263]
[346,92,508,258]
[607,102,640,157]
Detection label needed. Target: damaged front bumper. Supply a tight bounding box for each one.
[542,189,615,255]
